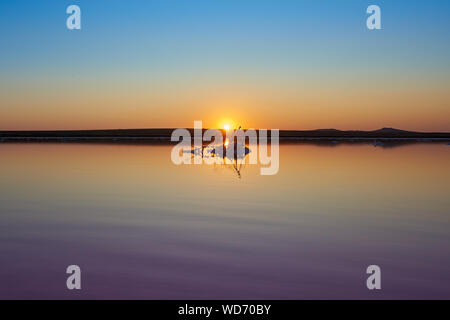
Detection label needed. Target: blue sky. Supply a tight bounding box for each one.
[2,0,449,74]
[1,0,449,130]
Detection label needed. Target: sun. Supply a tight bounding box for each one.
[223,124,231,131]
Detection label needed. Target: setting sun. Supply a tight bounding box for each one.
[223,124,231,131]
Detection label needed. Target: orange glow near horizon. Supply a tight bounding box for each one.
[1,80,450,132]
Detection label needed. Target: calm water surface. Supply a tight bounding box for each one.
[0,143,449,299]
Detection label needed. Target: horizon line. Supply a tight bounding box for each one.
[1,127,450,134]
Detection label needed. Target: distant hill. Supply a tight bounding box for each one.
[1,127,449,142]
[279,128,450,139]
[372,127,411,134]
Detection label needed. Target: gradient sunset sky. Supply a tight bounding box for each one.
[1,0,449,131]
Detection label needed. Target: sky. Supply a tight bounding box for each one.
[1,0,449,131]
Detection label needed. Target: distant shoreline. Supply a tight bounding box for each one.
[1,128,450,144]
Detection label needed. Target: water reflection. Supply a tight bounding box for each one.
[187,142,252,179]
[0,143,449,299]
